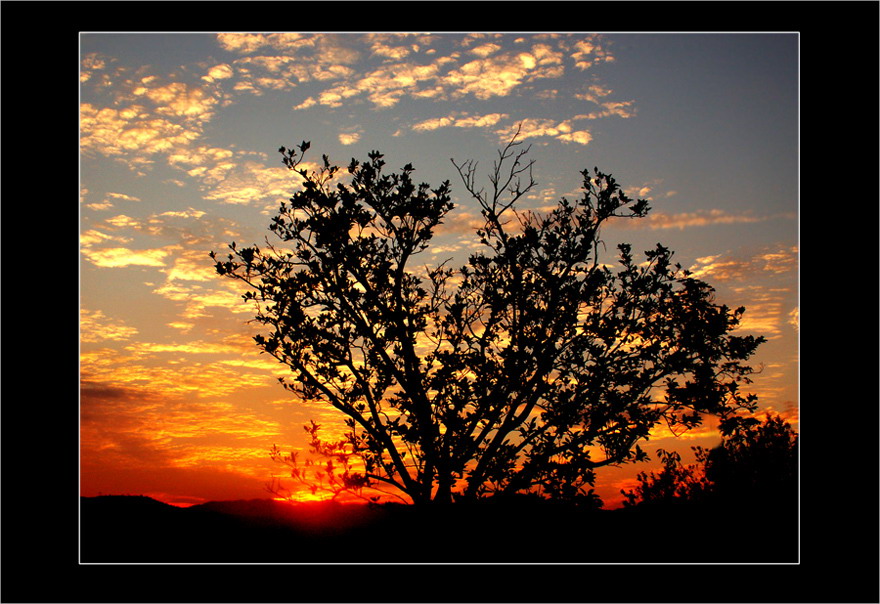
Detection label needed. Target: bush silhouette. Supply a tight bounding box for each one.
[622,413,798,509]
[705,413,798,508]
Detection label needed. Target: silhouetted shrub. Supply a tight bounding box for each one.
[622,413,798,510]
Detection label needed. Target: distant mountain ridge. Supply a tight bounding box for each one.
[79,494,413,563]
[83,494,371,523]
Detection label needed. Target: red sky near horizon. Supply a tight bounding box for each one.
[80,32,798,509]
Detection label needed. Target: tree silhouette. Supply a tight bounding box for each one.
[622,413,798,509]
[211,129,765,505]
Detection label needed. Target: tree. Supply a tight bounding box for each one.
[210,129,766,505]
[621,413,798,509]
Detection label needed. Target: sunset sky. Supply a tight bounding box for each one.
[79,32,798,508]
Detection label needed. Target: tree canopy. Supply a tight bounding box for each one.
[211,131,765,505]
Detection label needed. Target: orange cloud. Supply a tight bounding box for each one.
[731,292,790,340]
[649,210,787,231]
[412,112,508,132]
[576,83,636,119]
[788,307,799,331]
[82,246,173,268]
[107,192,141,203]
[167,145,234,167]
[304,61,444,109]
[496,118,593,146]
[80,389,285,488]
[80,102,202,170]
[442,51,556,100]
[134,81,218,119]
[568,36,616,69]
[162,249,219,283]
[80,229,130,247]
[687,246,798,281]
[216,32,315,54]
[202,63,234,83]
[338,131,361,145]
[80,343,276,400]
[151,279,254,319]
[80,309,139,343]
[199,161,295,206]
[277,34,619,111]
[80,52,109,82]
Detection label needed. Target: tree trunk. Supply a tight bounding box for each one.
[433,477,453,504]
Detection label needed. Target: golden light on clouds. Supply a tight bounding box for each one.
[151,279,253,319]
[444,52,552,100]
[80,103,203,169]
[788,307,799,331]
[688,246,798,282]
[412,112,509,132]
[217,32,326,56]
[81,345,275,400]
[167,145,234,167]
[202,63,234,82]
[569,36,615,69]
[162,253,218,282]
[576,84,637,119]
[338,131,361,145]
[82,246,172,268]
[135,81,218,119]
[728,288,792,340]
[80,229,129,247]
[199,162,294,206]
[496,118,593,146]
[80,394,285,480]
[81,309,139,343]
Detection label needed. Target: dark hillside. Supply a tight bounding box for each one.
[79,495,798,564]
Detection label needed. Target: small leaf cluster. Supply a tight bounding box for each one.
[268,421,378,503]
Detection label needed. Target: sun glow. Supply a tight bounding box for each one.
[273,490,333,504]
